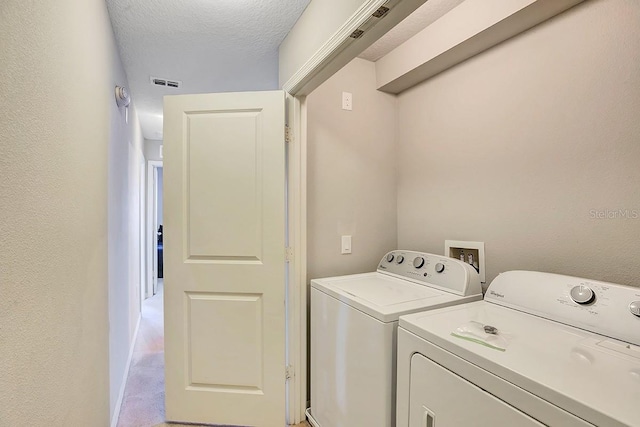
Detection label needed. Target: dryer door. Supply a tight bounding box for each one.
[409,353,544,427]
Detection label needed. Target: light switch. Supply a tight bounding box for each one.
[341,235,352,254]
[342,92,353,111]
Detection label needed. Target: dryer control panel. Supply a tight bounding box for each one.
[378,250,481,297]
[486,270,640,346]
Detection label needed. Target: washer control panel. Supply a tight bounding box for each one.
[486,270,640,346]
[630,301,640,317]
[378,250,481,297]
[570,285,596,305]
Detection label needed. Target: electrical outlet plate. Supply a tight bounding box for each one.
[342,92,353,111]
[445,240,485,284]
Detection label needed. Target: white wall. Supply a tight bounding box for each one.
[396,0,640,286]
[306,58,398,280]
[108,53,145,420]
[144,139,163,162]
[0,0,142,424]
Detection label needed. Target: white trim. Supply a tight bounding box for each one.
[152,166,159,296]
[285,94,308,424]
[139,158,146,310]
[282,0,428,97]
[283,2,398,420]
[110,314,141,427]
[281,1,430,421]
[282,0,387,95]
[146,160,163,299]
[299,97,309,422]
[305,408,320,427]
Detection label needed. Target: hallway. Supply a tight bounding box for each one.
[117,280,209,426]
[117,281,169,427]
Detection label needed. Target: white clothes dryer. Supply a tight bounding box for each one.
[396,270,640,427]
[307,250,482,427]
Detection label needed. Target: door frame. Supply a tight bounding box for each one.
[139,157,147,309]
[283,1,430,423]
[146,160,163,299]
[285,94,307,424]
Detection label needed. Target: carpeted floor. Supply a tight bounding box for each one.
[117,280,172,427]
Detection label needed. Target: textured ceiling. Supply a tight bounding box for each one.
[106,0,311,140]
[359,0,465,62]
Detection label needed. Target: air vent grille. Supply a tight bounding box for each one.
[349,5,390,40]
[350,29,365,39]
[150,76,182,89]
[372,6,389,18]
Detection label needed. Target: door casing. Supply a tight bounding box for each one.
[146,160,162,299]
[283,1,429,422]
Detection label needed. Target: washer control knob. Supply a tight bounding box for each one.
[413,257,425,269]
[435,263,445,273]
[570,285,595,305]
[386,253,394,263]
[396,255,405,264]
[630,301,640,317]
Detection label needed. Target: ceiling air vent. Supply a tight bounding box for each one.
[150,76,182,89]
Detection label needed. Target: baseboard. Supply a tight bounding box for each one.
[110,314,142,427]
[305,408,320,427]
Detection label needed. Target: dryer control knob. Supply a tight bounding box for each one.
[629,301,640,317]
[435,263,445,273]
[386,253,394,263]
[396,255,405,264]
[413,257,425,269]
[570,285,595,305]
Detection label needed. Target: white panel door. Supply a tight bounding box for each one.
[163,91,286,426]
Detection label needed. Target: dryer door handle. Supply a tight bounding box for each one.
[422,406,436,427]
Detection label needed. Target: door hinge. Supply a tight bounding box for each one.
[285,365,294,381]
[285,247,294,263]
[285,125,293,144]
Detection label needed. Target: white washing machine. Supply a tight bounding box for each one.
[307,250,482,427]
[396,270,640,427]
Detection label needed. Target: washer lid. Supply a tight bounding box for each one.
[333,274,441,306]
[312,272,479,323]
[400,302,640,427]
